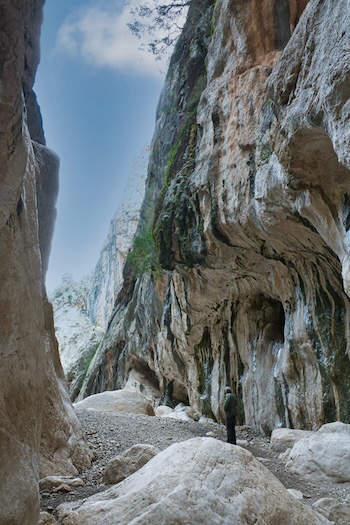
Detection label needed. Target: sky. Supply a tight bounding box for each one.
[35,0,165,292]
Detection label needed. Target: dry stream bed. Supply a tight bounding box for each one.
[41,409,350,523]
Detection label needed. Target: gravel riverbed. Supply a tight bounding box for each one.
[41,409,350,523]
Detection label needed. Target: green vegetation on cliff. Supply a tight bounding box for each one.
[126,227,161,277]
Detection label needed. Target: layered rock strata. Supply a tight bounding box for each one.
[82,0,350,434]
[0,2,90,524]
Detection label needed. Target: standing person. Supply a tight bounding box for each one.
[224,386,236,445]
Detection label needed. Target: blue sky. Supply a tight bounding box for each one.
[35,0,164,291]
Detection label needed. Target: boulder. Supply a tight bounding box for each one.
[185,406,200,421]
[74,389,155,416]
[103,444,159,485]
[155,403,191,421]
[270,428,314,451]
[313,498,350,522]
[318,422,350,435]
[40,476,84,490]
[164,410,192,421]
[57,438,329,524]
[286,432,350,482]
[155,403,200,422]
[53,484,73,493]
[39,512,57,525]
[155,405,174,416]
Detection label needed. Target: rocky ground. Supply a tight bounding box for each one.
[40,409,350,523]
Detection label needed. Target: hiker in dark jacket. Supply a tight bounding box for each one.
[224,386,236,444]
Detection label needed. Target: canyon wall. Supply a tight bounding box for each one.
[51,202,141,400]
[0,2,91,524]
[88,204,141,330]
[50,275,104,400]
[82,0,350,433]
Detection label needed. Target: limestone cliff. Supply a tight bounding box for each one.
[82,0,350,434]
[51,275,104,400]
[0,2,91,524]
[51,191,142,400]
[88,204,141,330]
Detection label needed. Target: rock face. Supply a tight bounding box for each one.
[103,444,159,485]
[57,437,329,524]
[0,2,90,524]
[74,389,155,416]
[80,0,350,434]
[51,199,142,400]
[88,204,141,330]
[51,275,104,400]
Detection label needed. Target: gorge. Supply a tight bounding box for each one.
[80,0,350,433]
[1,0,350,523]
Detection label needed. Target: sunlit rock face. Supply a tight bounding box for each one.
[82,0,350,433]
[88,205,141,330]
[51,275,104,400]
[0,2,90,524]
[51,202,141,400]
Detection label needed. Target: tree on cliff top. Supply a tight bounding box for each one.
[128,1,190,57]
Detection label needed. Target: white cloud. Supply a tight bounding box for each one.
[56,1,180,77]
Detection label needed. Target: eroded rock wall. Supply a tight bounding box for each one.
[79,0,214,404]
[51,197,143,400]
[88,204,141,330]
[0,2,90,524]
[82,0,350,433]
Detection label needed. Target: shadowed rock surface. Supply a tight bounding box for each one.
[0,2,90,524]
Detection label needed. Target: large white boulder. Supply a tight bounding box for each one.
[313,497,350,522]
[155,404,200,421]
[74,389,155,416]
[286,430,350,482]
[270,428,314,451]
[57,438,329,524]
[103,444,159,485]
[318,422,350,435]
[155,405,175,416]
